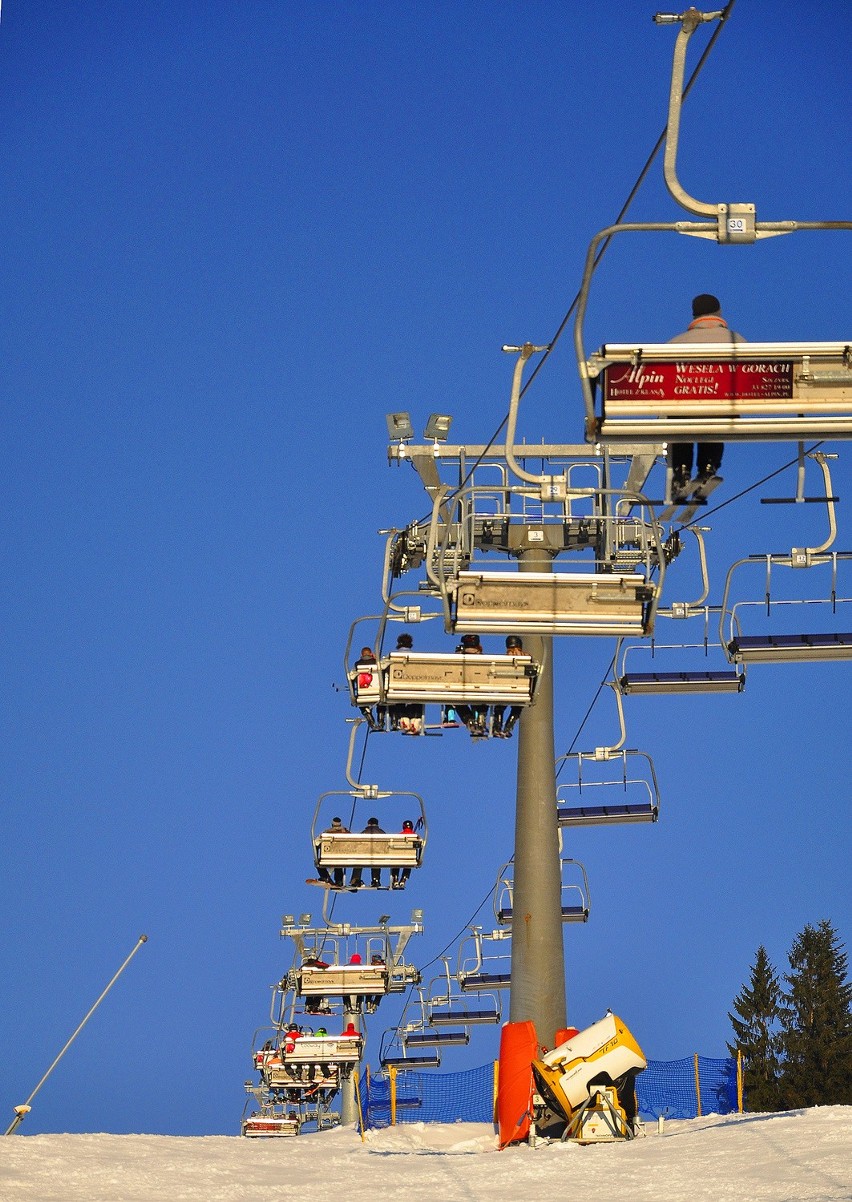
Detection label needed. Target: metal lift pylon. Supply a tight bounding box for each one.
[508,546,566,1046]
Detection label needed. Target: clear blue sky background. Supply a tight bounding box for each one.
[1,1,849,1136]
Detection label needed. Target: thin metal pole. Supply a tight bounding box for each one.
[508,551,566,1048]
[338,1003,359,1125]
[5,934,148,1136]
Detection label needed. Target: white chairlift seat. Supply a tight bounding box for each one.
[451,570,654,636]
[618,668,744,694]
[589,341,852,440]
[315,832,423,869]
[726,631,852,662]
[382,651,538,704]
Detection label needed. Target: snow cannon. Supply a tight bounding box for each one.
[531,1012,645,1135]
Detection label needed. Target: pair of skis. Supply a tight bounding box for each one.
[659,473,722,524]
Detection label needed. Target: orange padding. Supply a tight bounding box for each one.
[496,1020,537,1149]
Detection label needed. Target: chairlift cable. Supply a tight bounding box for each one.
[555,651,617,778]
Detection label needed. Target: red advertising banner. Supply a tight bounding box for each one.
[603,360,794,403]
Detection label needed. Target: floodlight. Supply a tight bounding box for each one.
[378,914,391,926]
[424,413,452,442]
[386,412,414,440]
[299,913,312,926]
[282,914,295,926]
[411,909,424,923]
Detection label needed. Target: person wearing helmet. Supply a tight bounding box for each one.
[493,635,525,738]
[391,818,420,889]
[455,633,488,737]
[349,817,386,889]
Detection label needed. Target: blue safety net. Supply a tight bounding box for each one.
[360,1063,494,1128]
[359,1056,738,1128]
[636,1056,738,1119]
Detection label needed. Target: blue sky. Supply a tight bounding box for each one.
[1,1,849,1136]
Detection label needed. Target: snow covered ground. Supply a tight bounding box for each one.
[1,1108,850,1202]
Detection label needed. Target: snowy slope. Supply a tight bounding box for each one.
[1,1108,850,1202]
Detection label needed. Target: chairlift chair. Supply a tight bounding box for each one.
[379,1024,442,1071]
[456,927,512,992]
[571,13,851,449]
[494,859,590,925]
[344,611,541,731]
[720,556,852,664]
[617,621,744,696]
[421,461,666,639]
[425,959,503,1026]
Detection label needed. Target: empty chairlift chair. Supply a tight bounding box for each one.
[721,552,852,664]
[391,988,471,1054]
[556,748,660,827]
[456,927,512,993]
[494,859,590,925]
[379,1020,442,1071]
[425,960,503,1029]
[617,617,745,695]
[556,683,660,826]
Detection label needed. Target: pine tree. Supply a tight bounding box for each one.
[779,920,852,1108]
[727,945,784,1111]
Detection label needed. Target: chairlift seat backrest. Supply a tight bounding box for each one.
[452,570,654,636]
[383,651,538,704]
[297,964,388,996]
[316,832,423,868]
[590,341,852,439]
